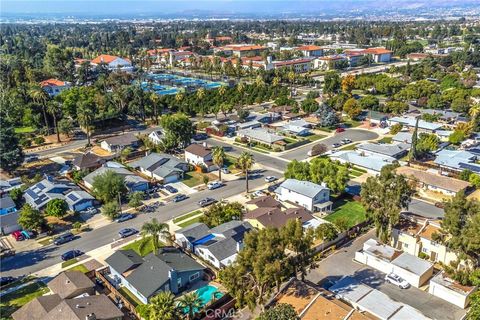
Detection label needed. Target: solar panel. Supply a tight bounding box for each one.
[67,193,79,202]
[25,189,39,199]
[459,162,480,173]
[37,183,46,190]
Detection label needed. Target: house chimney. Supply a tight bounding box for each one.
[86,313,96,320]
[203,142,208,148]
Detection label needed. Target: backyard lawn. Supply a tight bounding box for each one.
[122,236,158,257]
[0,281,49,318]
[325,200,367,229]
[118,286,143,306]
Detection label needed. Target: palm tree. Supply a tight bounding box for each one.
[139,218,171,254]
[272,76,281,87]
[196,88,206,118]
[148,291,179,320]
[29,85,50,134]
[212,146,226,181]
[469,104,480,129]
[77,100,94,146]
[177,292,202,320]
[46,101,62,143]
[235,151,255,193]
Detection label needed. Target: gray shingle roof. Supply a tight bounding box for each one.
[277,179,329,199]
[47,271,95,299]
[102,133,138,147]
[175,222,211,243]
[72,152,104,169]
[11,294,62,320]
[105,249,143,274]
[43,295,123,320]
[0,195,16,209]
[0,211,19,229]
[83,166,147,187]
[357,142,410,158]
[237,128,284,144]
[197,237,239,261]
[130,153,186,178]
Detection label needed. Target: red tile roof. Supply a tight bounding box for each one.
[225,44,266,51]
[362,47,393,55]
[296,45,324,51]
[147,48,172,56]
[273,58,313,67]
[91,54,131,64]
[40,79,67,87]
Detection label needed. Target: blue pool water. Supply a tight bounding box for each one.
[142,73,226,95]
[182,285,224,314]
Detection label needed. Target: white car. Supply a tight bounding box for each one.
[385,273,410,289]
[207,181,223,190]
[264,176,277,183]
[252,190,266,197]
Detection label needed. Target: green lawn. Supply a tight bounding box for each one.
[177,215,203,228]
[283,137,298,144]
[67,264,89,273]
[14,126,36,134]
[339,143,359,151]
[0,281,49,318]
[173,210,203,223]
[305,134,326,142]
[0,276,36,291]
[183,171,206,188]
[325,200,367,229]
[122,236,159,257]
[378,137,393,144]
[61,258,79,268]
[343,119,362,128]
[118,286,143,306]
[349,170,364,178]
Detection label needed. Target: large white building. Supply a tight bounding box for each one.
[275,179,332,212]
[91,54,133,72]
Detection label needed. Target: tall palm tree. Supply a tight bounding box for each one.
[29,85,50,134]
[235,151,255,193]
[46,101,62,143]
[177,292,202,320]
[148,291,179,320]
[77,100,94,146]
[212,146,226,181]
[196,88,206,118]
[469,104,480,129]
[139,218,171,254]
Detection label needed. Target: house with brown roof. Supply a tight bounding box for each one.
[100,133,139,153]
[12,294,63,320]
[72,152,106,171]
[184,143,217,172]
[245,195,282,210]
[42,295,123,320]
[47,271,95,299]
[396,166,471,197]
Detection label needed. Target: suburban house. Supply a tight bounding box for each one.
[91,54,133,72]
[0,211,20,235]
[355,238,434,288]
[40,78,71,97]
[396,166,470,197]
[357,142,410,159]
[175,221,253,269]
[361,47,393,63]
[12,271,123,320]
[72,152,106,171]
[83,162,149,192]
[388,116,443,133]
[391,217,463,267]
[0,177,23,192]
[0,194,17,215]
[392,131,413,144]
[330,150,396,173]
[429,272,478,309]
[184,144,217,172]
[130,152,188,183]
[148,129,164,145]
[100,133,139,153]
[296,45,324,57]
[275,179,332,213]
[105,247,205,304]
[245,204,322,230]
[237,128,286,149]
[434,149,480,174]
[24,177,95,212]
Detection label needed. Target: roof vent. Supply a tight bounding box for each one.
[76,304,81,309]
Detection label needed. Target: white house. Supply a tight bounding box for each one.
[429,272,477,309]
[129,152,188,183]
[40,79,71,97]
[296,45,324,57]
[361,48,393,63]
[91,54,133,72]
[100,133,139,153]
[275,179,332,212]
[184,144,217,172]
[148,130,164,145]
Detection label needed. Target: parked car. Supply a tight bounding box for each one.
[0,248,15,259]
[173,194,188,202]
[11,231,24,241]
[53,232,75,245]
[24,155,39,163]
[164,185,178,193]
[335,127,345,133]
[80,206,98,215]
[207,181,223,190]
[434,202,445,209]
[267,183,280,192]
[385,273,410,289]
[198,197,217,207]
[221,167,231,174]
[332,143,342,148]
[264,176,277,183]
[116,213,135,223]
[253,190,266,197]
[0,276,16,287]
[118,228,138,238]
[193,133,208,141]
[61,250,83,261]
[341,138,352,144]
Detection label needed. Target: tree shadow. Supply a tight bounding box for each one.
[0,245,59,273]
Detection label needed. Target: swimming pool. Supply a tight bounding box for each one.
[181,285,223,314]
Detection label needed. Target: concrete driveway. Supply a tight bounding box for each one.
[306,230,465,320]
[281,129,379,161]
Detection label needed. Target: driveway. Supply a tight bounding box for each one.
[281,129,379,161]
[306,230,465,320]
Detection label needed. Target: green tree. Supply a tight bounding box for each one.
[200,202,244,228]
[0,117,24,173]
[315,223,339,241]
[101,201,120,220]
[45,199,69,218]
[235,152,255,193]
[18,204,45,232]
[343,98,362,119]
[467,292,480,320]
[449,130,466,145]
[323,71,341,96]
[177,292,202,320]
[91,170,127,203]
[469,174,480,188]
[416,133,440,155]
[139,218,170,254]
[389,123,403,135]
[58,118,74,137]
[361,165,414,243]
[212,146,226,181]
[309,158,349,194]
[284,160,311,181]
[146,291,179,320]
[258,303,298,320]
[160,113,194,151]
[128,191,144,210]
[9,188,24,207]
[300,98,319,114]
[408,117,419,160]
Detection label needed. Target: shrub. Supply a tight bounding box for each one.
[33,136,45,145]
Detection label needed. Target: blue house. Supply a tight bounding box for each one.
[0,195,17,216]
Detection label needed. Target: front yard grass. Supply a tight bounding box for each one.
[14,126,36,134]
[66,263,89,273]
[183,171,206,188]
[0,281,49,318]
[343,119,362,128]
[325,200,367,229]
[305,134,326,142]
[118,286,143,306]
[339,143,359,151]
[173,210,203,224]
[122,236,159,257]
[177,215,204,228]
[378,137,393,144]
[61,258,79,268]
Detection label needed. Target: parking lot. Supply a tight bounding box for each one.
[306,230,466,320]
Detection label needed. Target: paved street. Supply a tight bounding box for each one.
[306,230,465,320]
[280,129,379,161]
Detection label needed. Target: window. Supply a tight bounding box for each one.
[189,272,200,281]
[177,278,182,287]
[422,247,429,253]
[402,243,409,249]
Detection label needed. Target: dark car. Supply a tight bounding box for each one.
[0,276,16,287]
[118,228,138,238]
[193,133,208,141]
[53,232,75,245]
[198,197,217,207]
[172,194,188,202]
[332,143,342,148]
[61,250,83,261]
[335,127,345,133]
[164,185,178,193]
[116,213,135,223]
